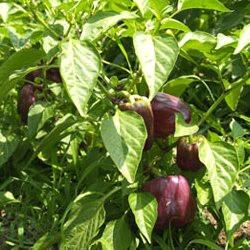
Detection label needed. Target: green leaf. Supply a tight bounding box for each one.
[26,114,76,167]
[60,40,101,116]
[133,32,179,100]
[179,31,216,54]
[28,103,54,138]
[0,3,10,22]
[0,132,19,167]
[198,139,238,205]
[178,0,230,12]
[163,75,197,96]
[222,190,249,239]
[215,33,236,50]
[101,110,147,183]
[100,216,132,250]
[0,191,19,205]
[234,24,250,54]
[128,192,157,243]
[32,232,61,250]
[174,113,199,137]
[0,48,45,101]
[133,0,169,19]
[185,239,223,250]
[81,11,137,41]
[160,18,190,32]
[61,194,105,250]
[230,119,246,140]
[223,79,244,111]
[195,177,212,206]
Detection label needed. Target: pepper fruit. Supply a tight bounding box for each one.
[17,84,42,123]
[176,136,203,171]
[25,69,42,83]
[119,95,154,150]
[151,93,191,138]
[143,175,196,229]
[46,68,62,83]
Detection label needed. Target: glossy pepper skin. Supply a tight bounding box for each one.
[151,93,191,138]
[143,175,196,230]
[177,136,203,171]
[119,95,154,150]
[17,84,39,123]
[46,68,62,83]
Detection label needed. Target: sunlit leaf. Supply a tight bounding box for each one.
[129,192,157,243]
[133,32,179,100]
[178,0,230,12]
[199,138,238,205]
[101,110,147,183]
[81,11,137,41]
[234,24,250,54]
[60,40,101,116]
[222,190,249,239]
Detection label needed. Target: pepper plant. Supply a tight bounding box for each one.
[0,0,249,249]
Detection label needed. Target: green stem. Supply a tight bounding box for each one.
[102,59,131,74]
[169,10,181,18]
[115,37,133,76]
[198,80,245,127]
[102,186,122,201]
[237,165,250,175]
[28,1,62,40]
[97,80,113,101]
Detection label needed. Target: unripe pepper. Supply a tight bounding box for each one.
[17,84,41,123]
[143,175,196,229]
[151,93,191,138]
[119,95,154,150]
[177,136,203,171]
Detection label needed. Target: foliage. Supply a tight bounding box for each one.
[0,0,249,249]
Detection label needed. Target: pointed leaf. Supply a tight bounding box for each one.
[128,192,157,243]
[81,11,138,41]
[0,48,45,100]
[0,132,19,167]
[174,113,199,137]
[179,31,216,53]
[60,40,101,116]
[178,0,230,12]
[26,114,76,167]
[234,24,250,54]
[61,194,105,250]
[101,110,146,183]
[133,32,179,100]
[223,79,244,111]
[100,216,132,250]
[199,139,238,205]
[161,18,190,32]
[215,33,236,50]
[222,190,249,239]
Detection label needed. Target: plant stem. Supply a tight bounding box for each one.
[102,186,122,201]
[198,80,245,127]
[97,80,113,101]
[102,59,131,74]
[28,1,62,40]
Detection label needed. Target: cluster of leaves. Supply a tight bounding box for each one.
[0,0,249,249]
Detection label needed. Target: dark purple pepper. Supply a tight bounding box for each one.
[25,69,42,83]
[17,84,39,123]
[119,95,154,150]
[177,136,203,171]
[46,68,62,83]
[143,175,196,229]
[151,93,191,138]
